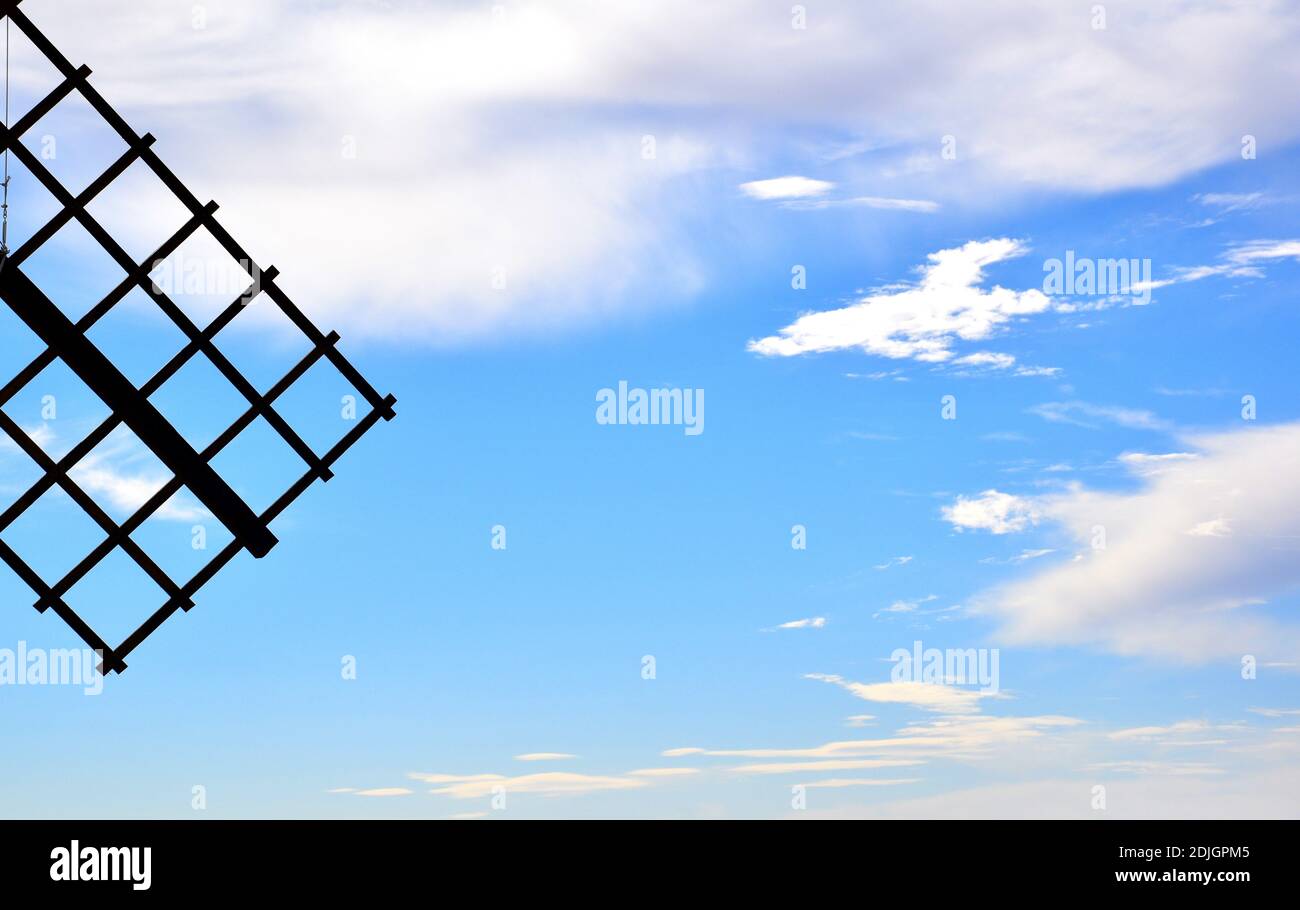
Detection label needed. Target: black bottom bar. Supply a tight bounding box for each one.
[0,819,1287,896]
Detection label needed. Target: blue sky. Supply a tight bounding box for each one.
[1,0,1299,819]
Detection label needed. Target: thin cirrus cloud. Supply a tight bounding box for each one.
[1027,401,1172,431]
[731,758,924,775]
[773,616,827,630]
[402,765,704,799]
[874,555,913,570]
[1193,191,1266,213]
[748,239,1052,363]
[1107,720,1243,745]
[513,753,578,762]
[949,422,1300,662]
[662,714,1086,763]
[805,673,998,714]
[1136,239,1300,291]
[416,772,649,800]
[784,195,940,213]
[625,768,701,778]
[801,778,923,788]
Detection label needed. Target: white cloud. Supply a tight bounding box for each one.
[954,351,1017,370]
[408,773,504,785]
[1193,192,1265,213]
[874,556,913,570]
[353,788,413,797]
[23,425,208,523]
[1108,720,1242,745]
[1136,239,1300,292]
[774,616,827,630]
[749,239,1051,362]
[1186,518,1231,538]
[847,371,908,382]
[731,758,923,775]
[426,771,648,800]
[942,490,1040,535]
[975,422,1300,661]
[871,594,939,619]
[738,176,833,200]
[806,673,997,714]
[1225,239,1300,266]
[1118,452,1199,474]
[22,2,1300,343]
[0,424,55,454]
[70,461,208,522]
[408,763,698,799]
[800,777,922,788]
[842,196,938,213]
[877,600,919,616]
[783,195,940,213]
[951,352,1060,378]
[664,714,1084,763]
[1086,761,1224,776]
[626,768,700,778]
[514,753,577,762]
[982,548,1056,565]
[1248,708,1300,719]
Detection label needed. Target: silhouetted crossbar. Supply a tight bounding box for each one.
[0,0,396,673]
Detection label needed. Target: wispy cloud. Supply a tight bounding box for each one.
[1137,238,1300,291]
[1086,761,1224,776]
[981,549,1056,565]
[626,768,700,778]
[874,556,913,570]
[422,772,648,800]
[1248,708,1300,719]
[806,674,998,714]
[799,777,923,788]
[663,714,1084,762]
[784,195,940,213]
[951,351,1060,378]
[772,616,827,630]
[731,758,923,775]
[1192,191,1266,213]
[1108,720,1243,746]
[871,595,938,619]
[1028,401,1171,431]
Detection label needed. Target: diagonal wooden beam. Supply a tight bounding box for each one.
[0,263,278,558]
